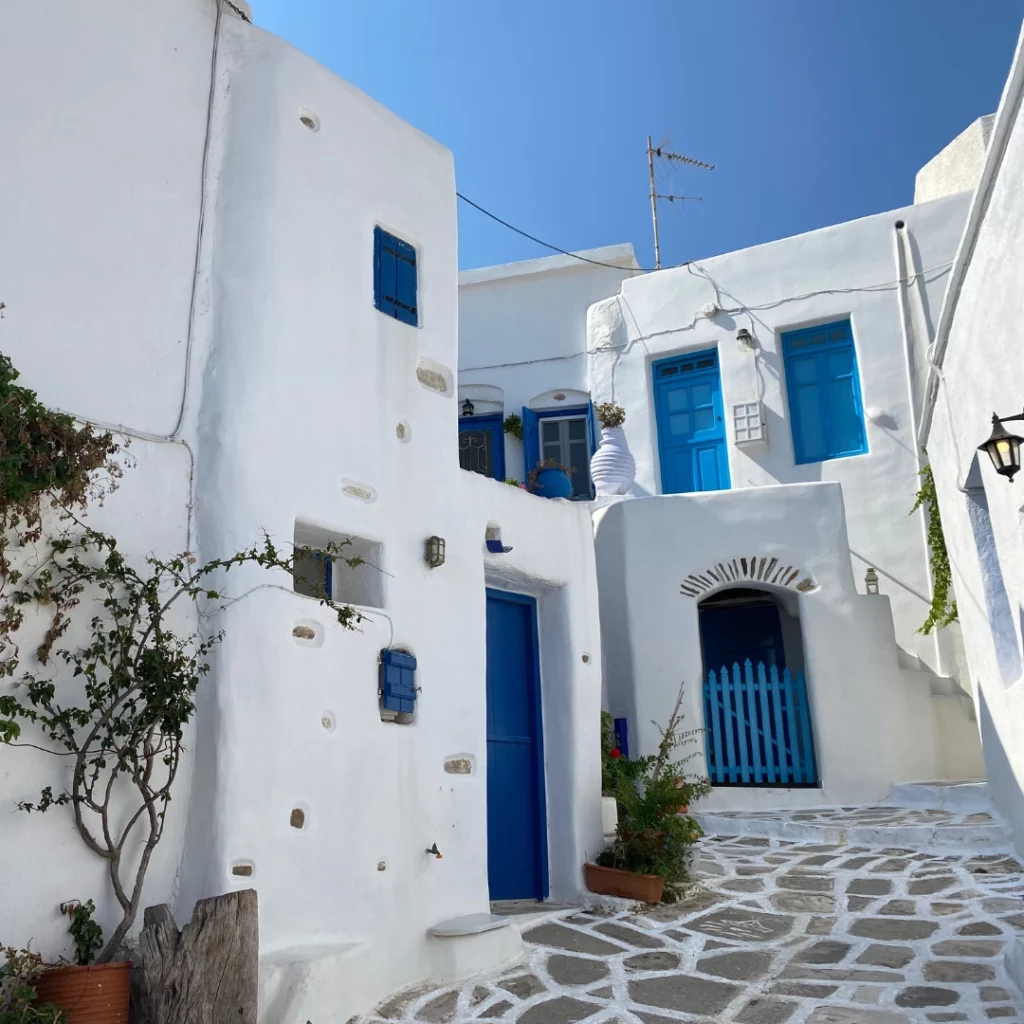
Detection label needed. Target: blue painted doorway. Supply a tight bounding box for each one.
[653,350,730,493]
[485,589,548,900]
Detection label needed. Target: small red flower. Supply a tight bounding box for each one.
[609,748,621,759]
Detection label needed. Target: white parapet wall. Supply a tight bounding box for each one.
[593,483,982,811]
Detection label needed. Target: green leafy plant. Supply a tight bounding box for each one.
[596,402,626,429]
[0,946,65,1023]
[600,711,644,797]
[910,461,957,634]
[504,478,520,487]
[0,349,122,682]
[527,459,574,493]
[64,901,102,967]
[502,414,523,440]
[597,682,710,894]
[0,348,364,962]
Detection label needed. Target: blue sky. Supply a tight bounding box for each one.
[255,1,1023,271]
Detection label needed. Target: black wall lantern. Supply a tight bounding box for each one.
[978,410,1024,482]
[461,398,475,417]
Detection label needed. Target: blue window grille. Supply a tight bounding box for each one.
[380,649,417,715]
[521,402,600,499]
[782,319,867,464]
[374,226,418,326]
[458,414,505,480]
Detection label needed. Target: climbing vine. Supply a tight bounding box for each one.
[910,461,958,635]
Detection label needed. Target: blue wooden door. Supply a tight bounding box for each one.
[485,590,548,900]
[654,350,730,493]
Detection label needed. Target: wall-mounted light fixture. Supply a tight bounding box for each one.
[864,567,880,595]
[736,327,755,351]
[461,398,475,417]
[978,410,1024,482]
[425,536,446,568]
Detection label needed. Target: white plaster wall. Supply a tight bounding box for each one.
[0,0,214,962]
[592,484,975,810]
[0,0,216,433]
[458,248,639,479]
[588,195,972,674]
[925,67,1024,850]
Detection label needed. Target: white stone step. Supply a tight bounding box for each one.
[693,802,1012,852]
[888,779,991,811]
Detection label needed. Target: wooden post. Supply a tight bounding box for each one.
[134,889,258,1024]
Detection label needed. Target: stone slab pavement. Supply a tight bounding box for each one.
[359,836,1024,1024]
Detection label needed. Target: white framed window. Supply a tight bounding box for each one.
[540,415,593,498]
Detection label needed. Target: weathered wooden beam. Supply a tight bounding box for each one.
[134,889,258,1024]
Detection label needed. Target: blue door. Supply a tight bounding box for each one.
[485,589,548,900]
[654,350,730,493]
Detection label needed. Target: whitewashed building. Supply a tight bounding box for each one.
[459,188,986,808]
[922,27,1024,858]
[0,3,603,1022]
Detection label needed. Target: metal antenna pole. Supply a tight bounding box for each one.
[647,135,661,271]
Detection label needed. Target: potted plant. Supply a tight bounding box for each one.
[586,682,710,903]
[28,901,126,1023]
[0,946,65,1023]
[590,402,636,497]
[528,459,574,499]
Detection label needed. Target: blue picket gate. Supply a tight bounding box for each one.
[703,660,819,786]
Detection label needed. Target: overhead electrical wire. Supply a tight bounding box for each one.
[456,192,659,273]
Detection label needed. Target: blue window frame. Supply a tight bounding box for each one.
[459,414,505,480]
[782,319,867,464]
[521,403,599,499]
[374,226,418,326]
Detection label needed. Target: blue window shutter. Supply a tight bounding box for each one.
[587,401,600,454]
[522,406,540,480]
[783,320,866,464]
[380,649,417,714]
[374,227,417,325]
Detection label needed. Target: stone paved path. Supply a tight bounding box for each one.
[363,834,1024,1024]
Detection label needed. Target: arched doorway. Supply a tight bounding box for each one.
[698,587,817,787]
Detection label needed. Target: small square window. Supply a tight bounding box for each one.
[293,520,386,609]
[374,226,418,326]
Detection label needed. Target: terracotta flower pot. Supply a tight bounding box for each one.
[584,862,664,903]
[34,961,131,1023]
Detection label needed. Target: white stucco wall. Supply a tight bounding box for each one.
[915,114,994,205]
[0,0,214,963]
[593,485,981,810]
[923,31,1024,852]
[587,195,972,675]
[458,247,640,479]
[0,4,604,1021]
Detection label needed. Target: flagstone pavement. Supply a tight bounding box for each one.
[360,832,1024,1024]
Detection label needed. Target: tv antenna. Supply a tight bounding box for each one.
[646,135,715,270]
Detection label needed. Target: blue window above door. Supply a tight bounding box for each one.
[782,320,866,464]
[374,226,418,326]
[521,403,599,499]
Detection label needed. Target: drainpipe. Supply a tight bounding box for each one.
[918,25,1024,446]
